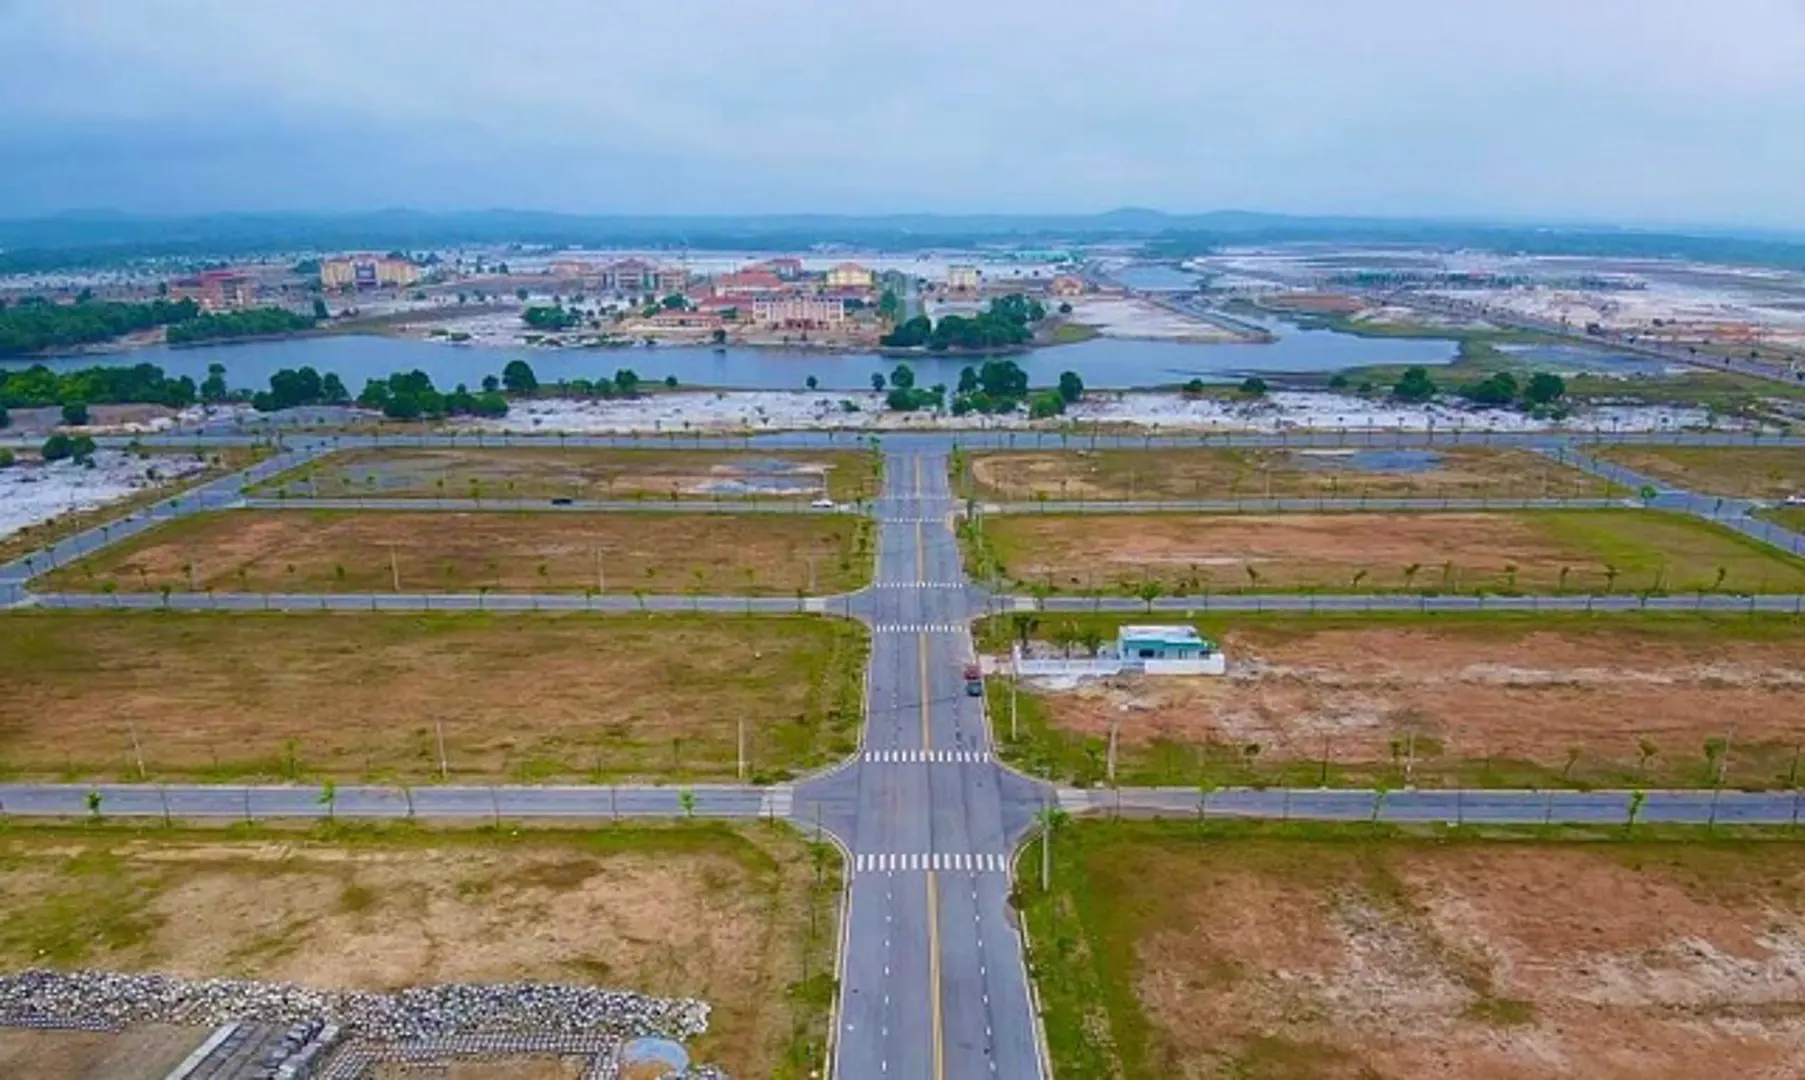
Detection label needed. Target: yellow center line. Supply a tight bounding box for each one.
[927,869,944,1080]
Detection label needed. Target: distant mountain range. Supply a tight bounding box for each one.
[3,208,1805,273]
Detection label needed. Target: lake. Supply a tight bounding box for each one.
[14,323,1462,392]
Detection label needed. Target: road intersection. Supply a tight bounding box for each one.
[4,426,1805,1078]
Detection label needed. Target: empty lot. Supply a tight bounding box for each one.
[43,509,870,595]
[961,447,1612,501]
[1595,445,1805,500]
[0,612,865,782]
[251,447,877,503]
[1027,822,1805,1080]
[973,509,1805,595]
[988,613,1805,788]
[0,823,839,1079]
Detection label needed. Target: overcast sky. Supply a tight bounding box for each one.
[2,0,1803,227]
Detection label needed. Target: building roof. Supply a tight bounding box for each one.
[1118,625,1206,646]
[831,262,871,273]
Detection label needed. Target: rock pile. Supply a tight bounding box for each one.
[0,970,712,1043]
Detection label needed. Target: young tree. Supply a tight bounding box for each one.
[501,359,538,394]
[679,789,696,818]
[1057,371,1084,404]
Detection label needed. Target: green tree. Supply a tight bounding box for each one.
[890,363,916,391]
[679,789,696,818]
[1523,371,1567,406]
[312,297,330,320]
[318,778,337,821]
[1238,376,1268,398]
[1057,370,1084,404]
[60,401,90,426]
[1392,366,1437,402]
[805,375,818,390]
[870,372,887,392]
[501,359,539,393]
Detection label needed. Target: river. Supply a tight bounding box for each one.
[12,322,1462,392]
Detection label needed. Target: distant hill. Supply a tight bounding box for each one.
[3,208,1805,274]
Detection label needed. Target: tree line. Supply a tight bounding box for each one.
[0,297,201,356]
[880,293,1047,351]
[165,307,316,345]
[0,361,199,409]
[873,358,1083,418]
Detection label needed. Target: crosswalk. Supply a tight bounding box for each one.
[853,852,1010,874]
[863,749,992,764]
[879,516,944,524]
[869,582,966,590]
[873,623,965,633]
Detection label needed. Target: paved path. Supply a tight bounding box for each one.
[0,783,784,821]
[1061,786,1805,826]
[238,497,861,515]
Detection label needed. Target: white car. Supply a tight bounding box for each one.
[810,497,836,509]
[1786,494,1805,506]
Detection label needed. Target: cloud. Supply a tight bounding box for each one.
[1,0,1802,224]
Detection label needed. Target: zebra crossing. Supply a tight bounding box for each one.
[869,582,965,590]
[853,851,1010,874]
[873,623,965,633]
[879,516,943,524]
[863,748,992,764]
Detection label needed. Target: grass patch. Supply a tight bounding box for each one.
[966,508,1805,596]
[0,819,841,1080]
[955,446,1616,502]
[0,611,866,783]
[983,610,1805,790]
[43,508,872,596]
[1020,818,1805,1080]
[248,447,881,504]
[1592,446,1805,500]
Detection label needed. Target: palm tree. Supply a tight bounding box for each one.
[679,789,696,818]
[1603,564,1619,594]
[1626,789,1647,831]
[1136,580,1163,613]
[1350,569,1368,591]
[318,778,337,822]
[86,789,103,820]
[1402,563,1421,591]
[1035,805,1069,891]
[1243,564,1261,591]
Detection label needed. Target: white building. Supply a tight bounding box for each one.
[947,265,982,291]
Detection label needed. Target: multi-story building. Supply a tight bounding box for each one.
[946,265,982,291]
[714,268,784,297]
[320,254,420,291]
[826,262,875,289]
[600,259,686,296]
[758,257,805,280]
[167,270,257,311]
[1049,274,1087,297]
[751,294,846,329]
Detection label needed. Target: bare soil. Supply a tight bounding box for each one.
[981,510,1805,595]
[44,509,870,595]
[1088,833,1805,1080]
[0,612,864,782]
[964,447,1610,501]
[1596,446,1805,500]
[0,1025,205,1080]
[0,825,836,1080]
[1033,620,1805,786]
[252,447,876,503]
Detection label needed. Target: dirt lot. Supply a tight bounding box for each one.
[1029,823,1805,1080]
[976,509,1805,595]
[962,447,1612,502]
[0,612,865,782]
[1596,446,1805,500]
[44,509,870,595]
[998,614,1805,788]
[0,823,839,1079]
[0,1026,205,1080]
[250,447,877,503]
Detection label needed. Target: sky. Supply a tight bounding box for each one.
[2,0,1803,228]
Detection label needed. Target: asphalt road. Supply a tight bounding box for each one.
[7,427,1805,1079]
[237,497,862,515]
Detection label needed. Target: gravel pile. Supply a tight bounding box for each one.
[0,969,712,1043]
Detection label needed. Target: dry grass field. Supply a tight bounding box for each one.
[0,823,839,1079]
[1595,446,1805,500]
[972,509,1805,595]
[0,612,865,782]
[988,613,1805,789]
[1030,823,1805,1080]
[43,509,871,595]
[960,447,1613,501]
[250,448,877,503]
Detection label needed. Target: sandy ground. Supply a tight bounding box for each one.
[0,449,208,542]
[45,508,868,595]
[965,447,1612,501]
[253,447,874,503]
[1031,621,1805,786]
[983,510,1805,595]
[0,612,863,781]
[452,390,1733,435]
[1060,297,1242,342]
[1090,834,1805,1080]
[0,403,245,438]
[0,826,832,1078]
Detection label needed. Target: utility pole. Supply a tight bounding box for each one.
[595,547,604,595]
[1107,719,1118,786]
[389,546,401,592]
[1010,651,1019,742]
[435,719,449,780]
[1040,797,1052,892]
[737,717,746,782]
